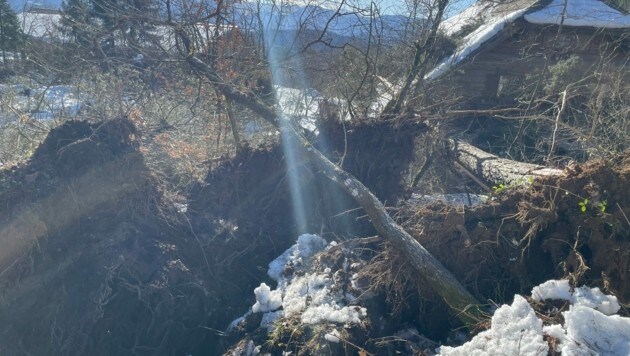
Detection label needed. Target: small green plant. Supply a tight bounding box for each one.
[493,183,508,194]
[576,198,607,214]
[578,198,589,213]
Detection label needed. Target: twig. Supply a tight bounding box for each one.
[453,161,491,192]
[617,203,630,226]
[547,89,567,163]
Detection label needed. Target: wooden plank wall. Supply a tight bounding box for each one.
[437,20,628,102]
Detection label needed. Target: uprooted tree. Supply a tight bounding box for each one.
[160,0,566,324]
[8,0,625,335]
[178,49,487,324]
[50,0,489,324]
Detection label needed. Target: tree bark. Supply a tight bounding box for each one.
[224,97,242,150]
[184,54,482,326]
[452,140,564,185]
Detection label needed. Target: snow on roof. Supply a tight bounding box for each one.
[441,1,488,36]
[525,0,630,28]
[426,7,528,80]
[440,0,538,36]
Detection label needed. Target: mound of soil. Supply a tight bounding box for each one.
[397,152,630,319]
[0,119,219,355]
[185,120,425,305]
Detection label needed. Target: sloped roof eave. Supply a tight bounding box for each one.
[425,7,529,81]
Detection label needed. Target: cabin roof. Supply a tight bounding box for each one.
[427,0,630,80]
[525,0,630,27]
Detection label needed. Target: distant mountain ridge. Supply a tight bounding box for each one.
[11,0,413,39]
[230,2,413,41]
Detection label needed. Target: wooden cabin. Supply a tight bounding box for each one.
[428,0,630,102]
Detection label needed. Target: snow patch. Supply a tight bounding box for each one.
[441,1,486,36]
[531,279,571,301]
[228,314,247,331]
[324,329,342,343]
[261,310,283,329]
[556,305,630,354]
[267,233,327,282]
[251,234,367,328]
[531,279,620,315]
[438,295,548,355]
[252,283,283,313]
[572,285,620,315]
[275,86,321,133]
[302,304,366,324]
[440,280,630,355]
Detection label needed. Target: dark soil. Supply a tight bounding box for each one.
[0,119,218,355]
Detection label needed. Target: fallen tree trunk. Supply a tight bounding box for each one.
[452,140,564,185]
[183,54,482,326]
[293,131,482,324]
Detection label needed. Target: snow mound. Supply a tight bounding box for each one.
[438,295,548,355]
[531,279,620,315]
[267,233,327,282]
[572,285,621,315]
[531,279,572,301]
[439,280,629,355]
[301,304,366,324]
[252,283,283,313]
[251,234,366,327]
[546,305,630,354]
[324,329,341,343]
